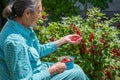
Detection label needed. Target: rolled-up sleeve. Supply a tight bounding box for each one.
[4,34,51,80]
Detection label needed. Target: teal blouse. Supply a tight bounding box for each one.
[0,19,57,80]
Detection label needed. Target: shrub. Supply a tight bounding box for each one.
[34,8,120,79]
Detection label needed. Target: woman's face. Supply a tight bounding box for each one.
[28,1,42,27]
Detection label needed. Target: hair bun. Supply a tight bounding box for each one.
[2,4,14,19]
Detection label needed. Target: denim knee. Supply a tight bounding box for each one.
[72,66,89,80]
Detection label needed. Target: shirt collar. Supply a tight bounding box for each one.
[8,19,35,39]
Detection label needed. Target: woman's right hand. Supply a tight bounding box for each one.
[55,34,82,47]
[48,62,66,75]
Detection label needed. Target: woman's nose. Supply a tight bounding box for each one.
[38,16,41,19]
[38,14,42,19]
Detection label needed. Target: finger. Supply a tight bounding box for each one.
[58,70,64,73]
[71,36,82,44]
[76,37,82,42]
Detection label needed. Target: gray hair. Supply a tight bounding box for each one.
[2,0,41,19]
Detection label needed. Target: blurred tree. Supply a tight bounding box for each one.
[42,0,113,21]
[42,0,80,21]
[0,0,7,15]
[0,0,7,28]
[75,0,113,17]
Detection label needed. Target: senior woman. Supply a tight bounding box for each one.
[0,0,89,80]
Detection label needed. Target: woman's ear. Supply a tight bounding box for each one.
[23,8,31,18]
